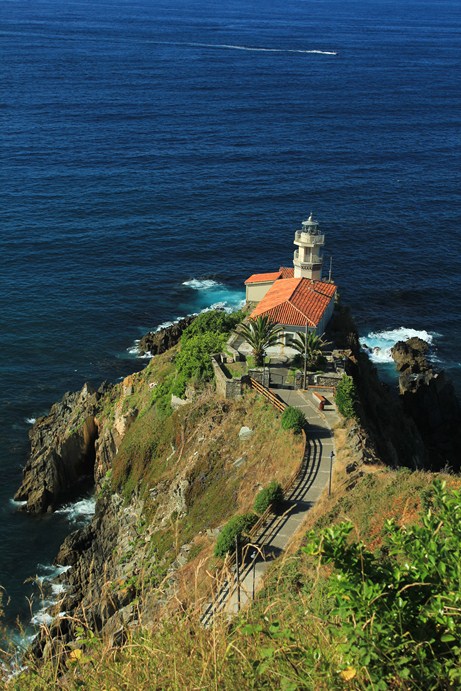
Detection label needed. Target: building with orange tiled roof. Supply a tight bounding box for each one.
[244,214,336,343]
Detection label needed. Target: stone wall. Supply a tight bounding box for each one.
[248,368,270,387]
[225,331,243,362]
[294,371,341,389]
[211,354,245,400]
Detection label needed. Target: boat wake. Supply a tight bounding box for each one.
[152,40,337,56]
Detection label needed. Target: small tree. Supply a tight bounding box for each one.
[281,406,306,434]
[237,316,283,367]
[291,331,331,371]
[254,481,284,514]
[214,513,257,557]
[334,374,357,419]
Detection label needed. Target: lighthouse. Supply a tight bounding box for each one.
[293,213,325,280]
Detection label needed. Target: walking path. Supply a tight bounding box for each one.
[202,386,338,624]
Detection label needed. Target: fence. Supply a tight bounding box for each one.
[248,377,287,413]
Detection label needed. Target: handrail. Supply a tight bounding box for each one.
[248,377,287,412]
[229,378,307,555]
[201,380,309,625]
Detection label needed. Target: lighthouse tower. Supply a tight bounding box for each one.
[293,213,325,280]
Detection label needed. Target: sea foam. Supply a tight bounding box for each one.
[182,278,221,290]
[361,327,435,364]
[55,497,96,525]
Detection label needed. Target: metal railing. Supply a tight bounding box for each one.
[202,381,308,618]
[248,377,287,412]
[294,231,324,244]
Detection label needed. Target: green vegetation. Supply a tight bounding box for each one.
[172,309,244,396]
[334,373,357,419]
[290,331,330,371]
[304,479,461,688]
[214,513,257,557]
[236,316,283,367]
[253,481,283,514]
[13,468,461,690]
[281,405,305,434]
[181,309,244,343]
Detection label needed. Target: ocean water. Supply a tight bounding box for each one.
[1,0,460,630]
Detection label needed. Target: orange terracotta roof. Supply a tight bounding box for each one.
[244,271,281,285]
[279,266,294,279]
[250,278,336,327]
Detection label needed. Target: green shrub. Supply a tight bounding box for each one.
[253,481,284,514]
[175,332,227,385]
[165,309,245,399]
[334,374,357,419]
[181,310,244,343]
[304,480,461,688]
[214,513,257,557]
[281,406,305,434]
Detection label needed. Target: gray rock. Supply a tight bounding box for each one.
[233,455,248,467]
[171,395,188,410]
[238,426,253,440]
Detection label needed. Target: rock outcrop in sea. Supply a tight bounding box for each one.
[137,316,195,356]
[14,383,105,513]
[391,337,461,471]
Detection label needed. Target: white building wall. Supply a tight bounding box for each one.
[245,281,276,303]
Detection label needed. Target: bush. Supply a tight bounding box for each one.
[174,332,227,386]
[253,481,284,514]
[172,309,245,395]
[214,513,257,557]
[181,310,244,343]
[334,374,357,419]
[281,406,305,434]
[304,480,461,688]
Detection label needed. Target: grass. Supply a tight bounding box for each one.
[220,360,248,379]
[6,412,461,690]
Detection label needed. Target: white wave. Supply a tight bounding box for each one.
[55,497,96,524]
[154,319,175,331]
[35,563,71,584]
[183,278,222,290]
[360,327,435,364]
[51,583,67,596]
[31,607,54,627]
[9,498,27,508]
[25,417,36,425]
[154,40,337,56]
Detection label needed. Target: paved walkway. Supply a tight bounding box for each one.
[202,387,338,624]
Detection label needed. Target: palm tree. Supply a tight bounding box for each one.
[291,331,331,371]
[237,316,283,367]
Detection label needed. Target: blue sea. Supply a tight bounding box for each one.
[1,0,460,635]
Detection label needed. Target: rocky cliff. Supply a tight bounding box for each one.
[391,337,461,471]
[138,316,195,356]
[14,383,105,513]
[21,349,304,658]
[17,310,461,663]
[327,306,428,470]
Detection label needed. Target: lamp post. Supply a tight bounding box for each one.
[328,451,335,496]
[251,551,257,599]
[303,321,308,390]
[235,534,241,612]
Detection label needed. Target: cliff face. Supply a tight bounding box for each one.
[14,384,103,513]
[18,312,461,662]
[21,350,304,656]
[328,306,428,470]
[391,337,461,471]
